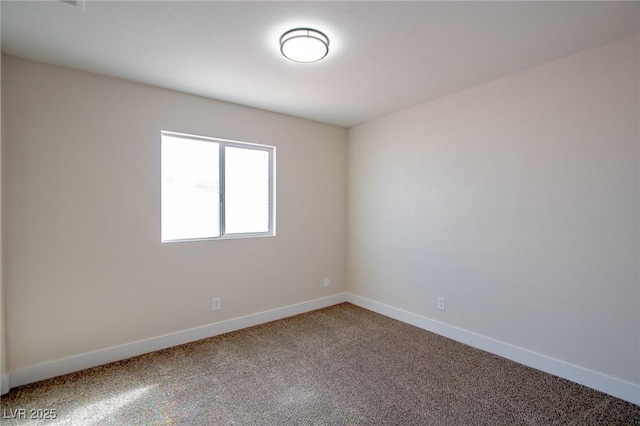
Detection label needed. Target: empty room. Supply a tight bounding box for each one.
[0,1,639,424]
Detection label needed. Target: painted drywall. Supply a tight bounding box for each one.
[0,3,8,395]
[3,55,347,371]
[348,33,640,385]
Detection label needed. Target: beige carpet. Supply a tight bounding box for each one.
[1,303,638,425]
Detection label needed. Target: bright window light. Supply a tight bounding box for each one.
[161,135,220,241]
[47,386,152,426]
[161,131,274,242]
[225,146,271,234]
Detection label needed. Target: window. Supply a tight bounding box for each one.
[161,131,274,242]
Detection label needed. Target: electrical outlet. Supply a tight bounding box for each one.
[324,277,331,288]
[212,297,221,311]
[437,297,446,311]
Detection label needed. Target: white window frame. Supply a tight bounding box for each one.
[161,130,275,242]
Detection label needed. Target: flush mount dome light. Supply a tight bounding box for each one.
[280,28,329,63]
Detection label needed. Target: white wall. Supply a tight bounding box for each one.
[0,3,8,395]
[3,55,347,372]
[348,34,640,385]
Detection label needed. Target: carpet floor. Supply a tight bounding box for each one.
[1,303,638,425]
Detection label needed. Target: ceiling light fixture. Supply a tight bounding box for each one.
[280,28,329,63]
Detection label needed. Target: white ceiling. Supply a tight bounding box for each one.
[2,1,639,127]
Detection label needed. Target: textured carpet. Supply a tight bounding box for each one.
[1,303,638,425]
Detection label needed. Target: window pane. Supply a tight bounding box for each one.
[161,135,220,241]
[225,146,270,234]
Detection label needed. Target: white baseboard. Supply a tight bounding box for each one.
[8,292,639,406]
[345,293,640,406]
[1,373,10,395]
[9,293,348,389]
